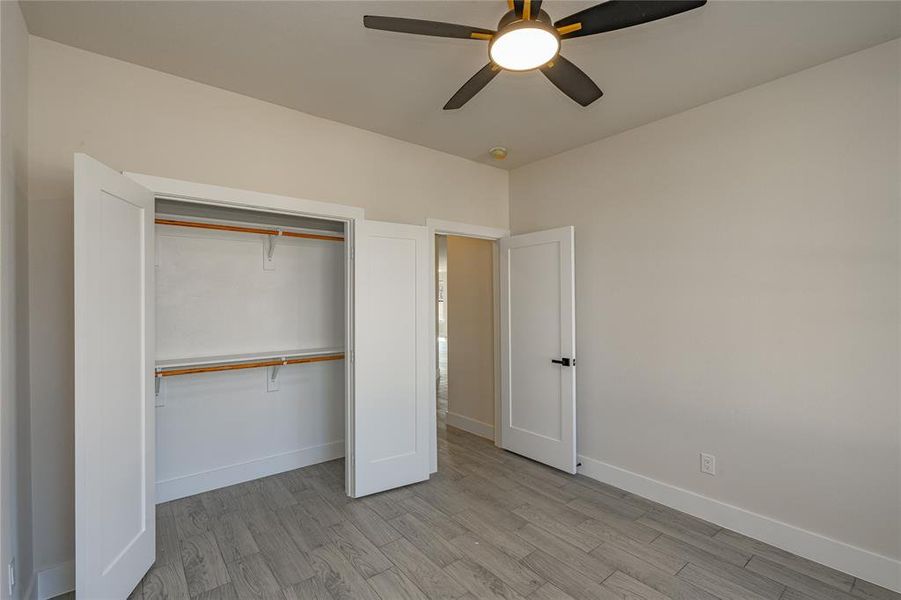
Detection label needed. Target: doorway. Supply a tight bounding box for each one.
[434,233,498,443]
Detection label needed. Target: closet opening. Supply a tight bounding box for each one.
[152,198,352,502]
[434,234,499,446]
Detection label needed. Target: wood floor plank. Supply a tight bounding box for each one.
[513,504,601,552]
[310,543,383,600]
[452,509,535,560]
[155,509,181,567]
[513,523,614,585]
[346,502,403,547]
[450,534,544,597]
[651,534,784,598]
[714,529,855,591]
[381,537,468,600]
[296,490,345,528]
[199,488,239,520]
[328,520,394,578]
[678,562,773,600]
[563,479,659,515]
[413,479,473,515]
[581,521,686,575]
[851,578,901,600]
[601,571,671,600]
[527,582,578,600]
[644,508,720,538]
[181,531,231,597]
[142,562,189,600]
[445,558,529,600]
[520,550,619,600]
[172,495,212,538]
[275,469,310,494]
[225,552,285,599]
[212,512,259,563]
[400,495,470,541]
[636,514,750,567]
[192,583,239,600]
[367,567,430,600]
[456,475,526,512]
[558,487,646,520]
[242,505,283,539]
[364,490,411,520]
[391,513,463,567]
[588,543,720,600]
[260,477,298,512]
[745,556,857,600]
[283,577,336,600]
[278,504,332,553]
[253,523,315,586]
[569,499,660,543]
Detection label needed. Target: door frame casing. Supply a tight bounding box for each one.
[425,218,508,472]
[124,171,364,496]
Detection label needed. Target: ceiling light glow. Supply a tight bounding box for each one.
[490,25,560,71]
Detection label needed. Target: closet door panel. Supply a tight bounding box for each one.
[74,153,156,599]
[353,220,430,497]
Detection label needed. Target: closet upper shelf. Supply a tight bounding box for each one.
[156,347,344,371]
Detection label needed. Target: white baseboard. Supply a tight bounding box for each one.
[34,560,74,600]
[156,440,344,503]
[577,454,901,594]
[446,412,495,441]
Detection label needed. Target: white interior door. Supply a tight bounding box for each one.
[75,154,155,598]
[353,220,431,497]
[500,226,576,473]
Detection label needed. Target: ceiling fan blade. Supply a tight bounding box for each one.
[363,16,494,40]
[540,56,603,106]
[554,1,706,39]
[513,0,542,19]
[444,64,501,110]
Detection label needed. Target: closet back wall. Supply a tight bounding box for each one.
[27,36,508,574]
[155,223,345,501]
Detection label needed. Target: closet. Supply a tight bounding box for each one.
[151,200,348,502]
[74,154,432,599]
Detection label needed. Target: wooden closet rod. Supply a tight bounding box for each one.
[158,353,344,377]
[155,218,344,242]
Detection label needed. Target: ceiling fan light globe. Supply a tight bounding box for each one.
[489,24,560,72]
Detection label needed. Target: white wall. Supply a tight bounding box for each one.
[446,235,496,438]
[27,35,508,578]
[510,39,900,583]
[0,2,32,598]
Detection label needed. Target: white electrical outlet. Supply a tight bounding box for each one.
[700,453,716,476]
[8,557,16,596]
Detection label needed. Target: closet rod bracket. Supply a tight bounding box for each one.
[154,370,165,406]
[267,358,287,392]
[265,229,283,270]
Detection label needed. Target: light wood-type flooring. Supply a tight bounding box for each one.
[59,423,899,600]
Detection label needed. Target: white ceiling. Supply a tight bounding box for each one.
[21,0,901,169]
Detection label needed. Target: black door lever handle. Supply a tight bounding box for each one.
[551,358,574,367]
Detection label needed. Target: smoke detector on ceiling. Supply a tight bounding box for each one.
[489,146,508,160]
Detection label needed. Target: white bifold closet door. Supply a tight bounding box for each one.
[74,154,156,599]
[499,226,577,474]
[353,220,431,496]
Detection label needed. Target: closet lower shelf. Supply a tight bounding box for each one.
[155,347,345,377]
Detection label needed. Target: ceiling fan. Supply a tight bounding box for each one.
[363,1,706,109]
